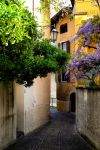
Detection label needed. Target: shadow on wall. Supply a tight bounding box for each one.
[70,93,76,112]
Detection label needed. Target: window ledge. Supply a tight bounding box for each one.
[73,12,88,15]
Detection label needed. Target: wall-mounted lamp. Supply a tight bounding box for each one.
[37,24,58,43]
[51,25,58,43]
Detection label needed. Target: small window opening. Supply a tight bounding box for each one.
[60,23,67,34]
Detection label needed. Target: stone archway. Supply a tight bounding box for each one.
[70,93,76,112]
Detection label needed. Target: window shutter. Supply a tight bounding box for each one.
[58,73,61,82]
[66,41,70,53]
[58,43,60,48]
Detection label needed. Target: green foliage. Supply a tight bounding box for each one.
[0,0,69,87]
[0,0,39,45]
[16,39,69,86]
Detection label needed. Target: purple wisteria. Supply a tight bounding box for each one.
[66,15,100,86]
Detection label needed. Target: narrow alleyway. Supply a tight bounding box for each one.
[4,108,95,150]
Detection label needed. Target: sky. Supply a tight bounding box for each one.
[24,0,72,15]
[34,0,72,16]
[33,0,72,24]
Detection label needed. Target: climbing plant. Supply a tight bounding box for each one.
[66,15,100,86]
[0,0,69,87]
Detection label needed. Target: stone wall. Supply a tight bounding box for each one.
[0,82,16,149]
[76,87,100,150]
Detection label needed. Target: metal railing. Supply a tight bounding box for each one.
[50,98,57,107]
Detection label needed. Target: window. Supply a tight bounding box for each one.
[61,42,67,52]
[60,23,67,34]
[58,41,70,53]
[58,41,70,82]
[61,71,70,82]
[61,71,66,81]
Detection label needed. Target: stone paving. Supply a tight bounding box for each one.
[4,108,95,150]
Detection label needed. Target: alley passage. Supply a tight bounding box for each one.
[4,109,95,150]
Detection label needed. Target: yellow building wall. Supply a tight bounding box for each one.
[74,0,100,50]
[55,16,76,112]
[74,0,100,86]
[56,0,100,111]
[75,0,100,16]
[56,16,75,53]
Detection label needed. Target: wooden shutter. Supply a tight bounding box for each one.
[58,43,60,48]
[66,41,70,53]
[58,73,61,82]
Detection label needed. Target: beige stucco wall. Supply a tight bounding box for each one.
[76,88,100,150]
[15,75,50,134]
[24,75,50,134]
[0,82,16,149]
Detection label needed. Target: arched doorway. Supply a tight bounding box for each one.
[70,93,76,112]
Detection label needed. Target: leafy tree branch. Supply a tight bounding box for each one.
[0,0,69,87]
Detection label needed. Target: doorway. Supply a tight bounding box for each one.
[70,93,76,112]
[50,73,57,108]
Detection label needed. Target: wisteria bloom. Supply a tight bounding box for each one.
[66,15,100,86]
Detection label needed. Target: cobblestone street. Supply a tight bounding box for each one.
[4,108,95,150]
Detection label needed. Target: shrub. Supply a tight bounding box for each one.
[0,0,69,86]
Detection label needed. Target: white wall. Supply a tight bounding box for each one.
[15,75,50,134]
[51,73,57,99]
[24,76,50,134]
